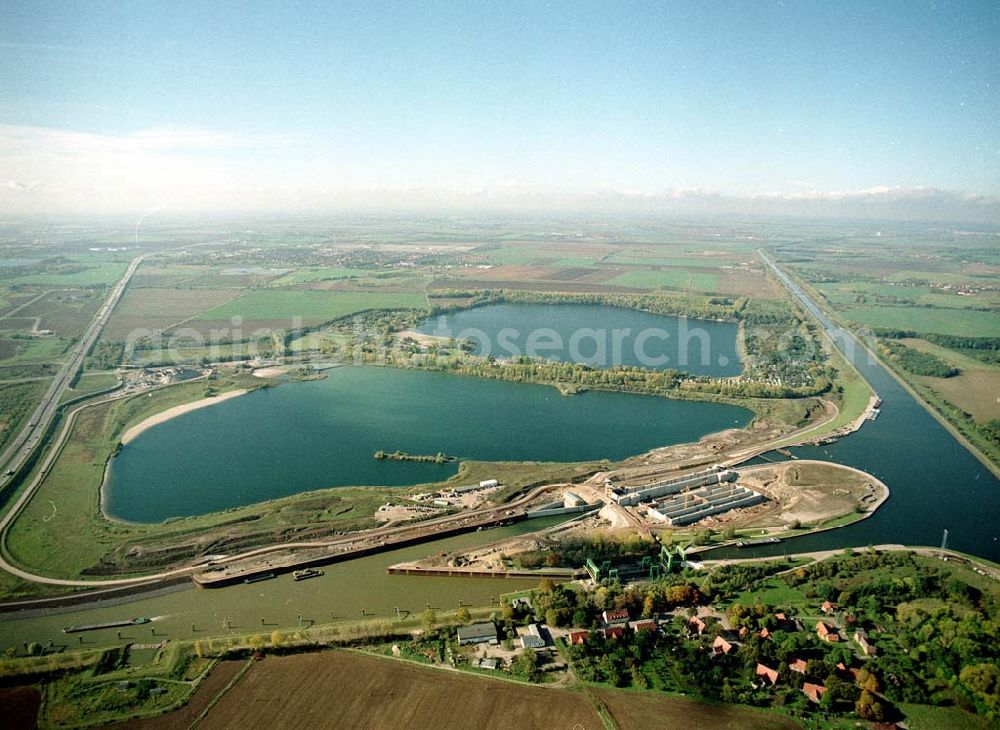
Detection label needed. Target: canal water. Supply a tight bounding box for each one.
[711,256,1000,562]
[0,516,570,650]
[106,366,751,522]
[713,347,1000,562]
[416,303,742,377]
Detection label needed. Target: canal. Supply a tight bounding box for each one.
[0,516,571,649]
[711,254,1000,561]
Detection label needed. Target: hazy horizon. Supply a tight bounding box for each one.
[2,1,999,222]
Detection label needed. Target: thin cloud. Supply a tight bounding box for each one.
[0,124,997,223]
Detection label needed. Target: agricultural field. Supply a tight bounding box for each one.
[100,287,240,340]
[900,338,1000,424]
[268,266,377,285]
[11,289,104,336]
[6,259,129,287]
[128,263,232,288]
[0,335,70,365]
[195,289,428,326]
[0,379,50,454]
[837,305,1000,338]
[198,650,590,730]
[591,687,799,730]
[607,269,720,292]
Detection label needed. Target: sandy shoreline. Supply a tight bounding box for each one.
[119,389,248,445]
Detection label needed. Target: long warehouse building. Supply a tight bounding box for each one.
[609,467,738,507]
[647,484,765,526]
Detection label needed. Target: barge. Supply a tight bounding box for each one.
[62,617,150,634]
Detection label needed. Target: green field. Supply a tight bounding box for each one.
[0,336,70,365]
[898,702,995,730]
[735,577,808,607]
[9,261,129,287]
[59,372,119,403]
[608,269,719,292]
[840,305,1000,337]
[269,267,378,285]
[816,282,999,310]
[605,253,734,268]
[197,290,428,323]
[0,379,50,455]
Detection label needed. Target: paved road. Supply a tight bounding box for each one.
[0,256,143,485]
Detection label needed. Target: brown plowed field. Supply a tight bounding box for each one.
[590,687,801,730]
[198,651,601,730]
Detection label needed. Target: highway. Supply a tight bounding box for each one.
[0,255,143,486]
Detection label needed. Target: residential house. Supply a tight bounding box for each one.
[602,608,630,626]
[568,630,590,645]
[816,621,840,642]
[688,616,706,635]
[803,682,828,703]
[755,663,779,686]
[789,658,808,675]
[518,623,546,650]
[712,636,734,656]
[854,629,877,656]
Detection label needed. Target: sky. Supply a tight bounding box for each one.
[1,1,998,220]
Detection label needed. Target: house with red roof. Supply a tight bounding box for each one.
[602,608,630,626]
[603,626,625,640]
[755,663,779,686]
[712,636,734,655]
[816,621,840,642]
[568,630,590,645]
[788,658,808,674]
[803,682,828,703]
[688,616,706,635]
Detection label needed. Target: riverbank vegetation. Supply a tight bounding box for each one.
[880,339,959,377]
[428,287,744,321]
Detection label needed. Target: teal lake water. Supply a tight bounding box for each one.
[417,303,742,377]
[106,366,751,522]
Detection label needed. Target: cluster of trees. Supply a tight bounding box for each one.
[87,340,124,369]
[782,550,1000,716]
[881,340,959,377]
[699,560,800,600]
[875,329,1000,366]
[427,288,743,322]
[513,533,656,571]
[525,577,705,630]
